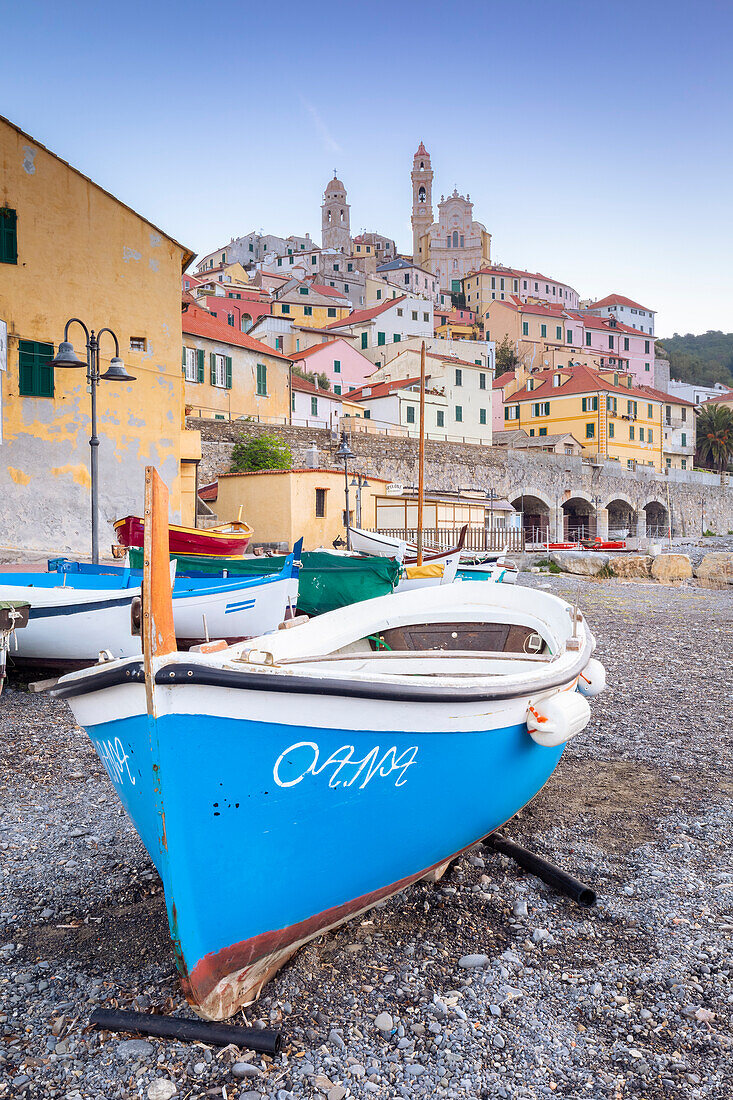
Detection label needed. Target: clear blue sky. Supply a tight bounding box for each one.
[2,0,731,337]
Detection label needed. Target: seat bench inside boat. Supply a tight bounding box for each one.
[368,621,548,655]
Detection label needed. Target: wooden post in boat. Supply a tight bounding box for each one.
[142,467,176,717]
[416,340,426,566]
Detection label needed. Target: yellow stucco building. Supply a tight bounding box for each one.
[504,364,664,470]
[0,114,200,552]
[271,283,351,329]
[214,468,389,550]
[182,305,291,424]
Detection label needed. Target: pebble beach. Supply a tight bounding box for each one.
[1,575,731,1100]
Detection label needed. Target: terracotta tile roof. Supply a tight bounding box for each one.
[348,375,422,402]
[588,294,654,313]
[291,373,342,398]
[308,283,350,300]
[182,305,290,361]
[219,468,390,481]
[326,296,407,329]
[576,312,652,338]
[472,266,574,289]
[511,365,663,403]
[425,352,488,368]
[197,481,218,501]
[635,384,696,407]
[493,295,568,319]
[289,339,343,360]
[493,370,517,389]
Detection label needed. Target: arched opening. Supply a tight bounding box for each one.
[511,494,550,546]
[327,210,331,223]
[562,496,596,542]
[418,186,426,203]
[644,501,669,539]
[240,313,253,333]
[606,498,637,539]
[420,161,424,169]
[452,230,459,248]
[340,209,344,221]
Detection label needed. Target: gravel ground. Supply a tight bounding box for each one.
[1,577,732,1100]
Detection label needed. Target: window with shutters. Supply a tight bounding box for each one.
[645,340,650,354]
[639,427,645,441]
[566,329,573,344]
[211,353,228,388]
[406,405,415,424]
[541,324,547,338]
[256,362,267,396]
[538,427,547,436]
[315,488,326,518]
[311,395,318,416]
[0,208,18,265]
[423,312,429,322]
[304,306,313,316]
[334,384,341,394]
[629,425,635,440]
[624,337,630,351]
[361,333,368,349]
[556,326,562,340]
[299,287,309,295]
[333,360,341,373]
[437,410,444,427]
[455,368,462,386]
[479,408,486,425]
[19,340,54,397]
[585,423,595,439]
[377,332,385,346]
[522,321,529,336]
[183,347,197,382]
[585,331,591,346]
[609,421,615,438]
[455,405,463,422]
[327,308,337,318]
[479,373,486,389]
[281,304,290,314]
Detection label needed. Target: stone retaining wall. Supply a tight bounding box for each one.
[190,418,733,540]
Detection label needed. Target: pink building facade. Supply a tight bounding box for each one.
[289,337,375,397]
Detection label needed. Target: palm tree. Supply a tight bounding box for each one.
[696,403,733,472]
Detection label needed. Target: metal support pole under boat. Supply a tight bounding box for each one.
[417,340,426,566]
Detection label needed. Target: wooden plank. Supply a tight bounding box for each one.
[142,467,176,716]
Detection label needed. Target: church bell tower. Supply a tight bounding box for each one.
[321,173,352,253]
[411,142,433,263]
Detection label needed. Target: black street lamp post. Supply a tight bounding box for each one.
[51,320,136,564]
[350,472,370,528]
[335,430,355,549]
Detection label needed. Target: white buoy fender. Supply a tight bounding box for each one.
[577,657,606,698]
[527,691,592,748]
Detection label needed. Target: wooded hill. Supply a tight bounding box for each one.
[655,331,733,389]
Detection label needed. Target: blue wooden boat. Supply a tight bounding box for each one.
[53,573,606,1018]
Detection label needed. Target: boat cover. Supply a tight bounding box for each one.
[128,549,402,617]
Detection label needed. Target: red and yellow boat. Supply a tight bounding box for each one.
[114,516,253,558]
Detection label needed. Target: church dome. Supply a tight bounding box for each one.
[326,175,345,192]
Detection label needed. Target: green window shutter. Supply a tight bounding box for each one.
[182,345,187,375]
[333,360,341,373]
[361,333,368,350]
[585,332,591,346]
[479,408,486,425]
[377,332,385,346]
[197,349,205,383]
[0,209,18,265]
[406,406,415,424]
[455,405,463,422]
[556,326,562,340]
[334,384,341,394]
[18,341,54,397]
[210,352,217,385]
[225,356,232,389]
[311,395,318,415]
[256,362,267,396]
[394,333,401,342]
[522,322,529,336]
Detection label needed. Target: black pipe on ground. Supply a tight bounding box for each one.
[484,832,597,907]
[89,1008,282,1056]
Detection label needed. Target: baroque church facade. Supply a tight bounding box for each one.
[411,143,491,294]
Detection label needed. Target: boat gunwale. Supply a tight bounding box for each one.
[50,629,591,703]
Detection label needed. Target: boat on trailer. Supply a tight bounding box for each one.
[52,469,606,1020]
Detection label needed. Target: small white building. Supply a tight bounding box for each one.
[291,373,342,431]
[325,294,433,351]
[582,294,656,337]
[376,258,440,303]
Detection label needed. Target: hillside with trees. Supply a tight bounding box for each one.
[655,330,733,389]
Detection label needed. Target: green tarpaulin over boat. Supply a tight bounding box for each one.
[128,548,401,617]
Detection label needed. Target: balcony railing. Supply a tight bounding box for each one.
[371,527,525,553]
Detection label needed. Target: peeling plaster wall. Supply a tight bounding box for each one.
[193,419,733,540]
[0,117,200,553]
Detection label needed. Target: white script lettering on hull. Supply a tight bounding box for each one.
[273,741,418,790]
[95,737,136,788]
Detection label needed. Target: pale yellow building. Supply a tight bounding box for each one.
[182,305,291,423]
[215,468,389,549]
[271,282,351,329]
[0,113,200,552]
